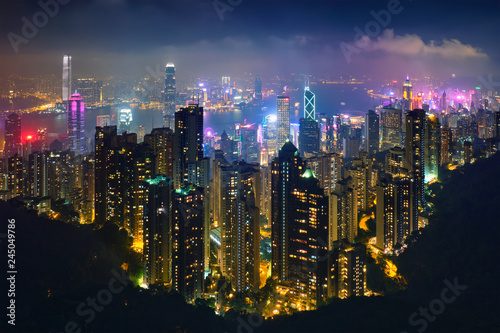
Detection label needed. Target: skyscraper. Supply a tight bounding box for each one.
[495,111,500,139]
[238,124,260,163]
[304,81,315,120]
[95,127,149,228]
[144,127,174,178]
[172,185,205,302]
[288,169,329,310]
[348,157,372,212]
[8,155,24,197]
[425,115,441,182]
[381,108,402,150]
[385,147,405,176]
[143,175,174,286]
[343,137,359,159]
[271,141,305,283]
[306,152,342,195]
[173,105,205,188]
[164,63,176,129]
[299,118,320,156]
[441,91,447,111]
[440,125,452,166]
[62,54,72,103]
[376,174,415,252]
[28,151,48,197]
[215,161,261,292]
[254,75,262,101]
[365,110,380,156]
[404,109,426,210]
[402,76,413,111]
[329,177,358,244]
[118,108,133,133]
[328,241,366,299]
[277,96,291,151]
[4,113,21,159]
[67,93,85,154]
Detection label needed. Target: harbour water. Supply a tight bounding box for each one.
[1,83,385,143]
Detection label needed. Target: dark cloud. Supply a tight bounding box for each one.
[0,0,499,80]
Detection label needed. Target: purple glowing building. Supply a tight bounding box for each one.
[67,93,85,154]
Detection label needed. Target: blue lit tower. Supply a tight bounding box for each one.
[304,79,315,120]
[299,80,319,155]
[164,63,176,129]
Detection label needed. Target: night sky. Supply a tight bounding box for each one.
[1,0,499,81]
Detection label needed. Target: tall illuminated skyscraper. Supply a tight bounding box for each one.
[299,118,320,155]
[215,161,260,292]
[144,128,174,178]
[277,96,290,150]
[28,151,48,197]
[8,155,24,197]
[288,168,329,310]
[173,105,207,188]
[164,63,176,129]
[402,76,413,111]
[172,185,205,302]
[381,108,402,150]
[306,152,342,195]
[330,177,358,243]
[94,126,153,233]
[67,93,85,154]
[254,75,262,101]
[4,113,21,159]
[376,175,415,252]
[62,54,72,103]
[425,116,441,182]
[119,108,133,133]
[222,76,231,90]
[328,241,366,299]
[143,175,174,286]
[405,109,426,211]
[271,141,304,283]
[304,81,315,120]
[365,110,379,156]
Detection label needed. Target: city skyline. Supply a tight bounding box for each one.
[1,1,499,332]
